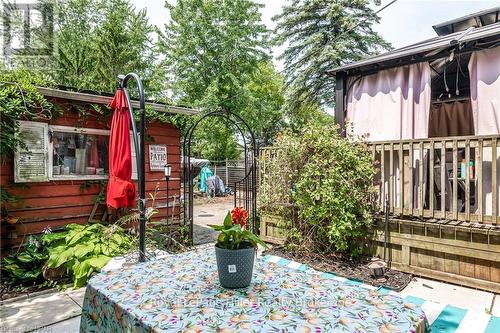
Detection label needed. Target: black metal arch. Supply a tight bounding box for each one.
[182,110,258,242]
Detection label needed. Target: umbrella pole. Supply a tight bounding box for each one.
[119,73,147,262]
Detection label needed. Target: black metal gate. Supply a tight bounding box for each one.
[182,110,258,241]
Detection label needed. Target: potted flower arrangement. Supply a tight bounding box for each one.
[209,207,266,288]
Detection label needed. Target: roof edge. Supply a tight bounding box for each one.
[327,22,500,77]
[37,86,199,116]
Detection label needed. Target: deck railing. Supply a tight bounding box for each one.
[369,135,500,225]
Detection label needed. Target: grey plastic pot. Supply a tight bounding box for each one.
[215,245,256,289]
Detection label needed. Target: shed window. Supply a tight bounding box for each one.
[15,122,137,182]
[51,129,109,179]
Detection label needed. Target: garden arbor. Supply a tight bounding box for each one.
[182,110,258,241]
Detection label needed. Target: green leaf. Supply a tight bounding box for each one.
[41,232,67,245]
[16,253,34,263]
[241,230,268,248]
[65,224,84,231]
[223,211,233,228]
[47,247,74,268]
[73,244,94,258]
[207,224,224,231]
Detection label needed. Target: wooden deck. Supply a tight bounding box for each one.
[369,135,500,225]
[257,140,500,292]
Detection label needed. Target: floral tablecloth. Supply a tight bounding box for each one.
[80,248,429,333]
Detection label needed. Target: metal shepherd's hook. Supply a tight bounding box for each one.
[118,73,147,262]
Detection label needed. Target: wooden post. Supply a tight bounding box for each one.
[429,141,435,217]
[478,139,483,223]
[381,144,386,211]
[493,138,497,223]
[409,142,414,216]
[398,142,403,215]
[441,140,446,219]
[419,142,424,217]
[335,72,346,137]
[226,159,229,186]
[452,140,458,220]
[465,140,471,221]
[389,143,394,214]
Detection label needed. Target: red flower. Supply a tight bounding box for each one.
[231,207,248,228]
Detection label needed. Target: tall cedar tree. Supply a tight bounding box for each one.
[273,0,391,112]
[49,0,155,93]
[158,0,270,160]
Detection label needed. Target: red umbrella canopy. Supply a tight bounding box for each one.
[106,89,137,209]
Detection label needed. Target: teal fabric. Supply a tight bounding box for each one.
[405,295,426,306]
[199,166,212,193]
[430,305,467,333]
[485,316,500,333]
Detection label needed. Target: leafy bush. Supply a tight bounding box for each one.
[1,235,48,284]
[260,122,376,253]
[0,69,55,159]
[45,223,134,287]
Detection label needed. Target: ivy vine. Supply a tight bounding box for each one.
[0,69,55,159]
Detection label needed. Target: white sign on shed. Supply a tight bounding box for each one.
[149,144,167,171]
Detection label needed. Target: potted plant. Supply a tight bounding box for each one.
[209,207,266,288]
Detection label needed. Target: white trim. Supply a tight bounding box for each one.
[49,125,110,136]
[50,175,109,181]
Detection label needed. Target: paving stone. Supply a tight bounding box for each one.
[0,292,81,332]
[33,316,81,333]
[193,224,219,245]
[64,288,86,308]
[400,277,494,313]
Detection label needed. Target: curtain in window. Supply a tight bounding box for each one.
[469,47,500,217]
[469,47,500,136]
[346,61,431,141]
[428,100,474,137]
[346,62,432,212]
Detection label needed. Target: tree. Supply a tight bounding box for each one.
[48,0,155,93]
[273,0,391,111]
[158,0,271,160]
[241,62,286,148]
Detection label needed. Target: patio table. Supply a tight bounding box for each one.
[80,248,429,332]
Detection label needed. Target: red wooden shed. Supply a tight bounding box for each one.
[0,87,198,252]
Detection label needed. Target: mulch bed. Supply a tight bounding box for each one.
[264,246,412,292]
[1,282,55,301]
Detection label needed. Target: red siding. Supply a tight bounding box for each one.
[0,99,182,250]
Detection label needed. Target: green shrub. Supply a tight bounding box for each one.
[44,223,134,288]
[1,235,48,284]
[260,122,376,253]
[0,69,55,159]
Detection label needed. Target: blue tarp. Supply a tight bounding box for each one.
[199,166,213,193]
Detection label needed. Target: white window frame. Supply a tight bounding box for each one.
[48,125,138,181]
[48,125,111,181]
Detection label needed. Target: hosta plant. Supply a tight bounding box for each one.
[1,235,48,284]
[209,207,266,250]
[44,223,133,287]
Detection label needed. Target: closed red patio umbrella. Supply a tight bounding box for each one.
[106,89,137,209]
